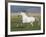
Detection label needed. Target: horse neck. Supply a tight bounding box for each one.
[22,14,27,17]
[20,12,27,17]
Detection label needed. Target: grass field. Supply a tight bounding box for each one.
[11,15,41,31]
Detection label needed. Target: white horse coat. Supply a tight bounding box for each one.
[22,17,35,23]
[20,12,35,26]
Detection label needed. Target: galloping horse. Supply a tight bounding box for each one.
[20,12,35,26]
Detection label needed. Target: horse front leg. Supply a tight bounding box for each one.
[30,22,33,26]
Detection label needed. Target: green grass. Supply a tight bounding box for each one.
[11,15,41,31]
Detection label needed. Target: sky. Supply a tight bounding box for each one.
[11,5,41,13]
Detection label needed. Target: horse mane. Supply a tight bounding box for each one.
[20,12,28,17]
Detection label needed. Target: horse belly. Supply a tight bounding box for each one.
[27,18,31,22]
[30,17,35,22]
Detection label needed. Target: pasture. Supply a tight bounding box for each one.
[11,14,41,31]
